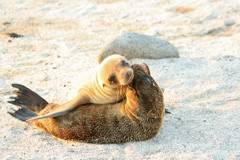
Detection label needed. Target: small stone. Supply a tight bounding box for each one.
[41,53,50,57]
[68,149,75,153]
[198,27,224,36]
[7,32,24,38]
[3,21,11,25]
[98,32,179,63]
[224,19,235,27]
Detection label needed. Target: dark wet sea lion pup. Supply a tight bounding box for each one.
[8,64,165,143]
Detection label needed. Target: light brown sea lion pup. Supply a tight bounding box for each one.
[25,54,134,121]
[8,64,164,144]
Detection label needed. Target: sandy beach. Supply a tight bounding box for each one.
[0,0,240,159]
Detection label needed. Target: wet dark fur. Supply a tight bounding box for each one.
[8,64,164,144]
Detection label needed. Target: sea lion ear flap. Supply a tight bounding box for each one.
[140,63,151,75]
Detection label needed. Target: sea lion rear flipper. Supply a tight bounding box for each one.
[8,108,37,121]
[8,84,48,112]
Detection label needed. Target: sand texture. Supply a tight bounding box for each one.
[0,0,240,159]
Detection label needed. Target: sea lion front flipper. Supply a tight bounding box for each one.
[123,87,142,122]
[26,95,90,121]
[26,108,72,121]
[27,95,89,121]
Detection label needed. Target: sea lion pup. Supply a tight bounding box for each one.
[25,54,134,121]
[8,64,164,143]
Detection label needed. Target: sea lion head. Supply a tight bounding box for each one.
[98,54,134,88]
[131,63,160,102]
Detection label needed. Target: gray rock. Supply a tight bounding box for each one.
[98,32,179,63]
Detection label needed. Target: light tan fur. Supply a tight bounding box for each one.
[27,54,133,121]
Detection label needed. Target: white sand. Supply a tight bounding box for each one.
[0,0,240,159]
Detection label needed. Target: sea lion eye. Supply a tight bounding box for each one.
[108,74,117,84]
[121,60,129,67]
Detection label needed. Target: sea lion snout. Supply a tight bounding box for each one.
[130,64,158,95]
[119,68,134,85]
